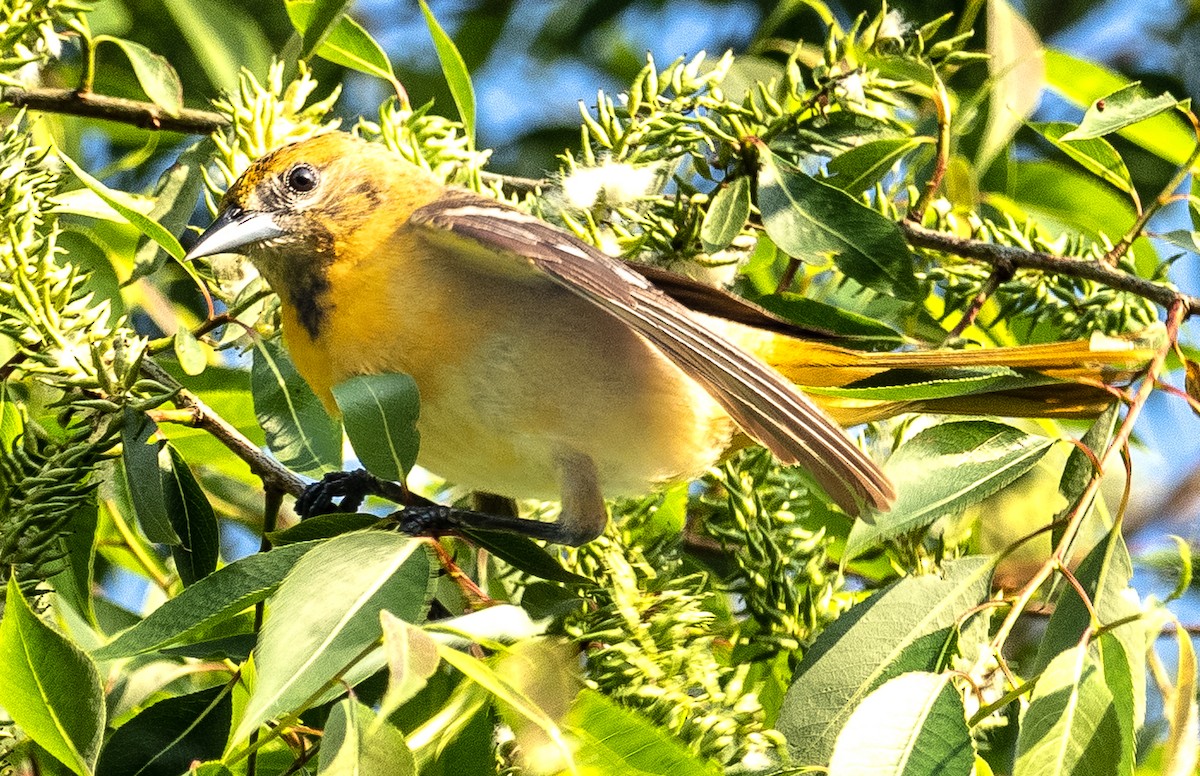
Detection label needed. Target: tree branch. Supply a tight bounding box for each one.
[900,220,1200,315]
[2,86,228,134]
[140,358,306,498]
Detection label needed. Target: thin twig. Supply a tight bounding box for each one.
[2,86,228,134]
[1103,114,1200,265]
[909,73,952,222]
[900,220,1200,314]
[139,358,306,498]
[990,301,1184,650]
[944,262,1014,340]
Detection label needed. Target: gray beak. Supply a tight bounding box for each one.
[185,206,286,260]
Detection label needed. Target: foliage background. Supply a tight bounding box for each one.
[0,0,1199,774]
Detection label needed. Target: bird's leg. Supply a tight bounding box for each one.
[296,469,409,517]
[301,453,610,546]
[388,451,610,547]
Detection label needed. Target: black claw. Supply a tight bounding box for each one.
[297,469,387,519]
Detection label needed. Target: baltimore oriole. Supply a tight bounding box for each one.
[186,132,1153,545]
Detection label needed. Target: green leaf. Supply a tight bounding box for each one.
[1159,230,1200,255]
[778,557,993,766]
[54,148,188,264]
[318,698,416,775]
[120,408,179,545]
[93,541,320,659]
[1035,524,1146,729]
[0,576,105,776]
[266,512,381,545]
[285,0,398,87]
[331,373,420,481]
[845,421,1055,561]
[566,689,718,776]
[232,532,433,745]
[94,36,183,115]
[378,611,440,720]
[50,496,99,625]
[827,137,933,193]
[95,685,232,776]
[0,397,21,450]
[419,0,476,144]
[1014,643,1125,776]
[1161,614,1199,776]
[1165,535,1193,603]
[1061,82,1182,141]
[1053,402,1118,546]
[1030,122,1134,197]
[749,293,904,348]
[172,326,207,376]
[162,445,220,586]
[1044,50,1196,167]
[460,527,593,586]
[827,672,974,776]
[436,643,574,768]
[977,0,1045,170]
[1095,634,1136,776]
[291,0,352,61]
[757,146,919,300]
[803,367,1051,402]
[251,337,342,478]
[700,176,751,252]
[160,0,272,94]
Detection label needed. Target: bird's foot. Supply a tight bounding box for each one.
[296,469,408,518]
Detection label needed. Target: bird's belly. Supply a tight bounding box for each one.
[410,312,736,500]
[284,258,738,502]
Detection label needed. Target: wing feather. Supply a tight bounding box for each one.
[410,191,895,513]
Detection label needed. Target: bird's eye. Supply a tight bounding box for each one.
[286,163,319,193]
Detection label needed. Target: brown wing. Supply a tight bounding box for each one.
[410,191,895,514]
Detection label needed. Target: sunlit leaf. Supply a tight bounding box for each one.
[778,557,992,765]
[700,176,751,252]
[318,698,416,776]
[0,576,105,776]
[1161,614,1199,776]
[845,421,1055,561]
[1014,642,1125,776]
[566,689,716,775]
[1035,524,1146,728]
[419,0,476,144]
[827,136,933,193]
[232,532,433,745]
[757,146,919,299]
[827,672,974,775]
[93,541,321,659]
[1044,50,1196,168]
[331,372,420,481]
[1030,121,1134,196]
[95,36,183,115]
[378,611,440,720]
[251,337,342,478]
[1061,82,1182,141]
[291,0,351,61]
[286,0,398,88]
[977,0,1044,170]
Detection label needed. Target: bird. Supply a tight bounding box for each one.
[185,131,1154,545]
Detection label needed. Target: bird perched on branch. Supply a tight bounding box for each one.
[186,132,1154,545]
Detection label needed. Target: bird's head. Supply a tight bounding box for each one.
[185,131,439,288]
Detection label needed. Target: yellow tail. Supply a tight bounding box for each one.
[757,326,1163,426]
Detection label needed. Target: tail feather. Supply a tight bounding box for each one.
[758,326,1162,425]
